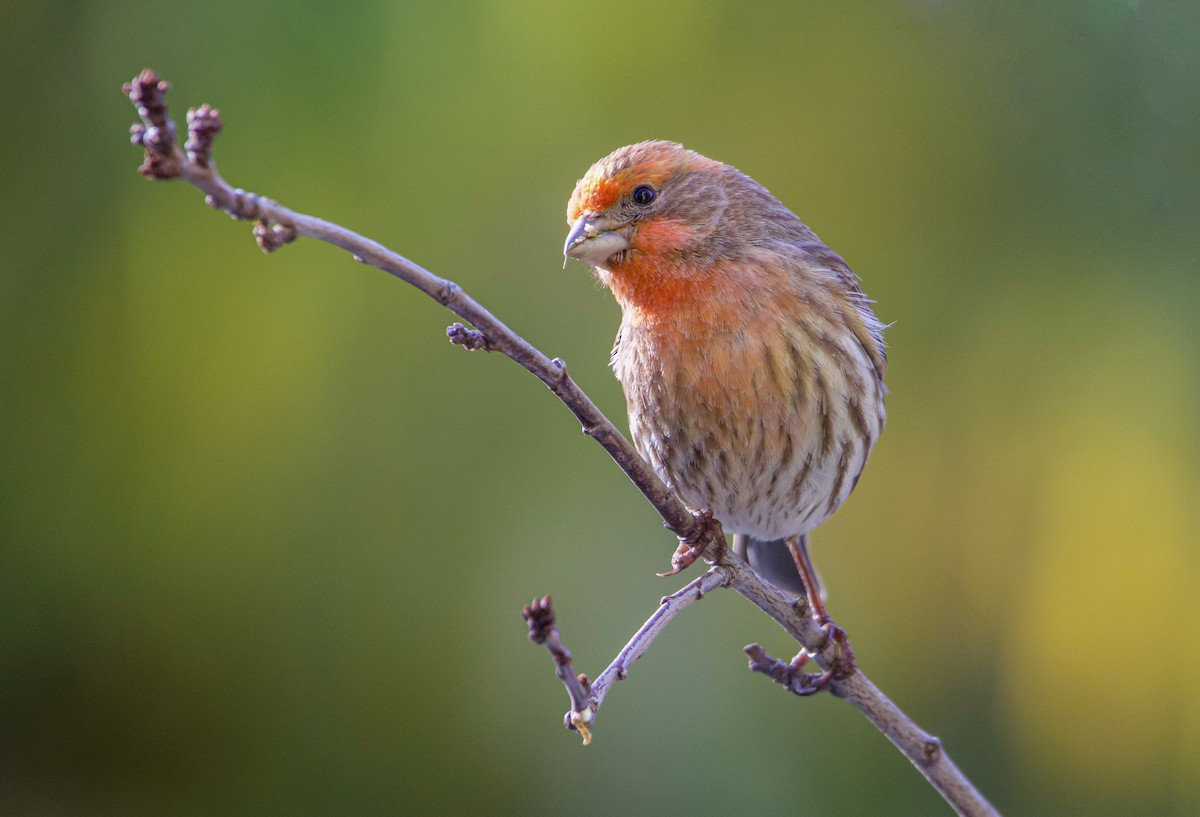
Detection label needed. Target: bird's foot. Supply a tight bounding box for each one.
[786,620,857,695]
[745,634,852,698]
[658,509,725,576]
[826,623,857,682]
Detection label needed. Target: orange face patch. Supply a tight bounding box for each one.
[569,175,622,221]
[630,217,697,257]
[567,144,696,223]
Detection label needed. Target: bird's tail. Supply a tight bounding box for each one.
[732,533,826,602]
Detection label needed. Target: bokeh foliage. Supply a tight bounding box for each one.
[2,2,1198,815]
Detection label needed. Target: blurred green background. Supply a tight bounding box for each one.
[2,1,1198,815]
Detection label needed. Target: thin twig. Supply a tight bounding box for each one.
[588,566,731,711]
[122,69,1000,817]
[521,596,594,742]
[123,68,714,558]
[523,567,729,745]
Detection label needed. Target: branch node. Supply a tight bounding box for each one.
[253,219,298,253]
[436,280,460,306]
[446,322,493,351]
[922,736,943,767]
[565,709,595,745]
[549,357,569,387]
[230,188,263,219]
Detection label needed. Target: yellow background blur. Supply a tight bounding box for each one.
[2,2,1198,815]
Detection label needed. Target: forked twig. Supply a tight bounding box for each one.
[523,567,732,744]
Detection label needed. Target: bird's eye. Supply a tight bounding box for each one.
[631,185,656,206]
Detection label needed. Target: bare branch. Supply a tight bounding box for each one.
[123,70,1000,817]
[123,68,719,563]
[523,567,730,746]
[589,566,731,707]
[521,596,594,743]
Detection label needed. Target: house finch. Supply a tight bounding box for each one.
[564,141,886,618]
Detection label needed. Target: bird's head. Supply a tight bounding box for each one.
[565,141,814,323]
[564,141,730,280]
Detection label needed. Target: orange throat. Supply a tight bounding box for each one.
[601,255,728,328]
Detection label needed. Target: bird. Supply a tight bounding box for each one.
[563,141,886,626]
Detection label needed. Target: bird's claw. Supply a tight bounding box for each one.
[824,622,857,682]
[790,654,832,696]
[658,509,725,576]
[658,540,703,576]
[785,648,827,696]
[788,622,856,695]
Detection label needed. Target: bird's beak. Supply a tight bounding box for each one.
[563,214,629,269]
